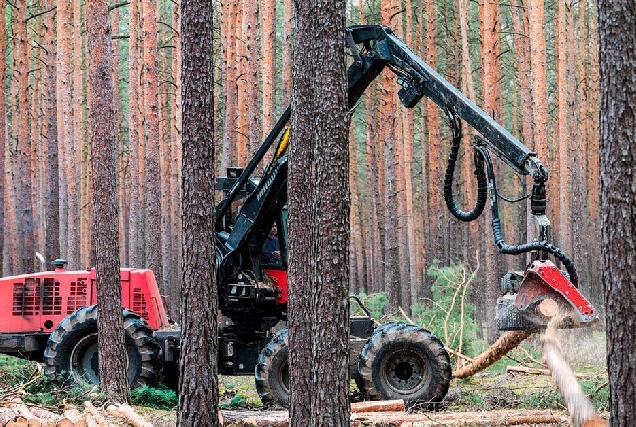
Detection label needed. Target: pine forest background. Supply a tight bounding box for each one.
[0,0,602,339]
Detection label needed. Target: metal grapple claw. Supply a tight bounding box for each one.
[496,260,596,331]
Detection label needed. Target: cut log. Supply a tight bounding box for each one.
[221,409,571,426]
[538,298,559,318]
[351,400,405,413]
[541,333,607,427]
[61,408,83,424]
[0,407,18,425]
[83,401,108,427]
[106,404,153,427]
[6,400,35,421]
[54,419,74,427]
[453,331,531,378]
[6,418,28,427]
[30,407,61,423]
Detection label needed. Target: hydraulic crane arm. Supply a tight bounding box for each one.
[216,25,548,230]
[346,25,545,179]
[214,24,595,331]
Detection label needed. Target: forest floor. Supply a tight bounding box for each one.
[0,328,608,426]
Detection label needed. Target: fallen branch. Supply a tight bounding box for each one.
[506,365,591,379]
[453,331,531,379]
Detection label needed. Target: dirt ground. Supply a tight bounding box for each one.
[139,329,609,426]
[0,329,607,426]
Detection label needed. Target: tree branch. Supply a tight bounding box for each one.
[26,6,56,21]
[108,1,130,11]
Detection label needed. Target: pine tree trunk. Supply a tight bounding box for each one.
[220,0,238,172]
[244,0,261,155]
[86,0,129,402]
[599,0,636,421]
[143,0,163,288]
[15,0,35,273]
[555,0,572,259]
[178,0,219,423]
[0,0,6,274]
[289,0,350,423]
[261,0,276,138]
[480,0,502,345]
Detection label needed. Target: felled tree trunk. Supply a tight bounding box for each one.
[541,334,607,427]
[453,330,531,378]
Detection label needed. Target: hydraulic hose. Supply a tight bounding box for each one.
[474,145,579,287]
[443,109,488,222]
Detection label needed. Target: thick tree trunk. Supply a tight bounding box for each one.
[289,0,349,424]
[178,0,219,424]
[598,0,636,423]
[86,0,129,402]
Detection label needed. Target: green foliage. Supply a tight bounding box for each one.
[351,291,388,320]
[411,262,477,356]
[520,388,564,409]
[0,354,32,385]
[24,376,104,408]
[580,379,610,412]
[131,385,178,410]
[219,393,250,409]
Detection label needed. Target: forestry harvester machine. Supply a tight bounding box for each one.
[0,25,595,408]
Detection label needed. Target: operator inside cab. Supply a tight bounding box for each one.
[260,223,282,268]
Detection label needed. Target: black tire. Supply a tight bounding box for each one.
[44,305,162,387]
[356,322,451,407]
[255,328,289,407]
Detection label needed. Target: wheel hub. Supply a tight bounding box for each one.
[382,349,431,394]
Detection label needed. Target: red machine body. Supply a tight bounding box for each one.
[264,268,288,304]
[0,265,172,334]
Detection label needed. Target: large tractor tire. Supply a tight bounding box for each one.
[44,305,162,387]
[356,322,451,407]
[255,328,289,407]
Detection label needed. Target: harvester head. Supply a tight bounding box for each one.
[496,260,597,331]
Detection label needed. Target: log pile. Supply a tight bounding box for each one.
[0,398,152,427]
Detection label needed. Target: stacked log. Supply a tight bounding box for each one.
[0,399,152,427]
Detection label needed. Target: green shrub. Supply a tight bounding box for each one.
[131,385,178,410]
[351,291,388,320]
[0,354,34,386]
[411,262,477,357]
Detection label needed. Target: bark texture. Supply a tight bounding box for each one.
[289,0,350,424]
[453,331,531,379]
[86,0,129,402]
[178,0,218,424]
[598,0,636,424]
